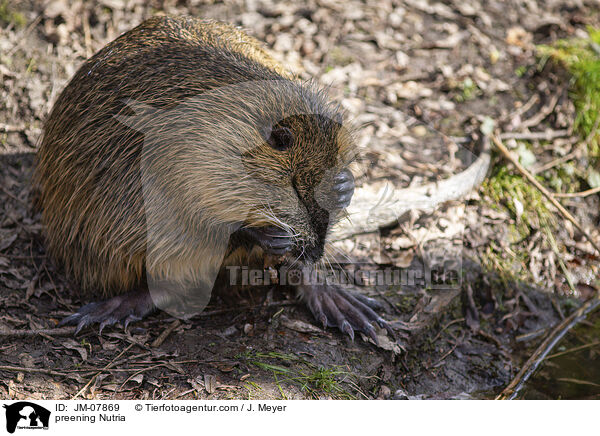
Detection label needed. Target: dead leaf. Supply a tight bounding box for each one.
[204,374,216,394]
[280,315,324,334]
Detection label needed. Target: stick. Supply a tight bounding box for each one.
[553,186,600,198]
[519,91,561,129]
[546,340,600,360]
[0,326,76,338]
[499,129,569,141]
[151,320,181,348]
[0,365,72,377]
[491,135,600,255]
[534,113,600,175]
[532,147,580,174]
[0,123,27,133]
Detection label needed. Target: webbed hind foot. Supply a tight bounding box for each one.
[60,289,155,334]
[299,284,395,344]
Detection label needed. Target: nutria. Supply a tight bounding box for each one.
[34,15,397,341]
[35,15,490,342]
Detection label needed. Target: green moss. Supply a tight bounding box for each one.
[515,65,528,77]
[538,27,600,157]
[453,77,480,102]
[0,1,26,28]
[481,165,556,284]
[240,351,358,399]
[484,166,553,233]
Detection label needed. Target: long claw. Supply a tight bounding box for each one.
[377,319,396,340]
[61,290,154,334]
[124,314,142,329]
[341,320,355,342]
[75,317,88,335]
[365,325,379,345]
[300,284,395,344]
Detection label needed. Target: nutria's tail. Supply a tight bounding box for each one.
[330,135,491,240]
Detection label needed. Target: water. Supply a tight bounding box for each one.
[520,312,600,399]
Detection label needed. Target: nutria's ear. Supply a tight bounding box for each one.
[264,126,294,151]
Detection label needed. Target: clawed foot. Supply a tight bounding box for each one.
[60,290,155,334]
[300,284,395,344]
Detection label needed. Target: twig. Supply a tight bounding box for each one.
[533,112,600,175]
[515,327,549,343]
[114,360,205,396]
[72,343,135,399]
[193,300,296,318]
[83,9,93,58]
[492,134,600,255]
[543,220,577,295]
[117,363,166,393]
[176,389,197,398]
[551,298,565,321]
[8,15,42,56]
[546,340,600,360]
[151,319,181,348]
[532,146,581,174]
[557,377,600,387]
[519,91,562,129]
[0,123,27,133]
[499,129,569,141]
[430,339,460,368]
[0,365,72,377]
[507,94,540,123]
[0,326,76,338]
[432,318,465,343]
[496,294,600,400]
[553,186,600,198]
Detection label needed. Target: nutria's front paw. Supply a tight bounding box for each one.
[300,284,394,343]
[331,168,355,209]
[60,290,155,334]
[242,226,294,255]
[315,168,355,210]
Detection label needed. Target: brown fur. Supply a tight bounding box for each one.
[34,15,354,298]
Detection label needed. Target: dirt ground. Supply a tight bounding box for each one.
[1,0,599,399]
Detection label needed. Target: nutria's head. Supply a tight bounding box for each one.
[121,79,356,264]
[242,110,355,262]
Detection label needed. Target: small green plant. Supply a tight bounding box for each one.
[240,350,359,399]
[0,0,26,28]
[481,165,556,284]
[484,166,553,234]
[515,65,528,77]
[538,27,600,157]
[454,77,479,102]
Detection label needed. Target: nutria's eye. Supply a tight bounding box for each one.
[266,126,294,151]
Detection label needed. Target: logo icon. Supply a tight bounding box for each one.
[3,402,50,434]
